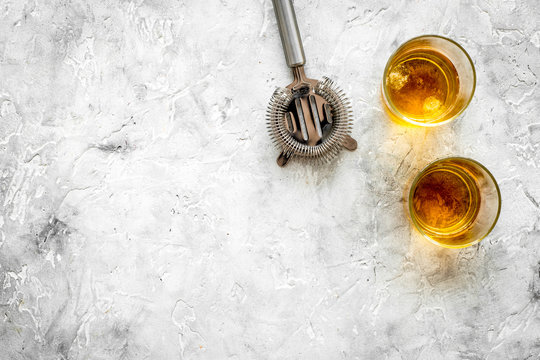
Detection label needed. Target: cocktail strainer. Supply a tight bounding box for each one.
[267,0,357,167]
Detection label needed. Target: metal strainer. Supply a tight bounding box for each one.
[267,0,357,167]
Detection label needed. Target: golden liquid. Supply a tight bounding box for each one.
[385,51,459,122]
[411,164,480,246]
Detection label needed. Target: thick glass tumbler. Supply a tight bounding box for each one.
[408,157,501,248]
[382,35,476,127]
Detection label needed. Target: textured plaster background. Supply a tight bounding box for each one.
[0,0,539,359]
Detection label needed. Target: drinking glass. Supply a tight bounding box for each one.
[382,35,476,127]
[408,157,501,248]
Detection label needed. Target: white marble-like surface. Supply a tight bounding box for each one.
[1,0,539,358]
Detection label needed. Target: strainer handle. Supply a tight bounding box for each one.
[272,0,306,68]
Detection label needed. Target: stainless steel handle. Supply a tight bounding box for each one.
[272,0,306,68]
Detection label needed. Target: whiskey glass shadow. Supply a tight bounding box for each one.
[408,157,501,248]
[382,35,476,127]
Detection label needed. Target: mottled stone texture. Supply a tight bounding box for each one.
[0,0,539,359]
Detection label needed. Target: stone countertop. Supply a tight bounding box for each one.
[1,0,539,359]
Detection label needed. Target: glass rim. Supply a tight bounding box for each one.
[382,34,477,127]
[408,156,501,249]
